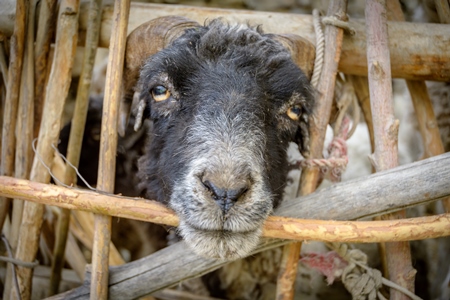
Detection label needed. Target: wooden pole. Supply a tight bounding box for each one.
[3,0,35,298]
[37,152,450,299]
[2,175,449,244]
[0,0,27,234]
[90,0,130,298]
[33,0,57,139]
[387,2,450,296]
[434,0,450,23]
[49,0,104,296]
[10,0,80,298]
[365,0,415,298]
[277,1,348,299]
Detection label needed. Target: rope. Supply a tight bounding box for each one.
[293,10,360,182]
[328,243,423,300]
[311,9,325,88]
[292,115,350,182]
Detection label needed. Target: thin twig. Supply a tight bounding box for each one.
[91,0,130,298]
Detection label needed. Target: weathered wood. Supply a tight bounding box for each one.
[0,154,450,242]
[434,0,450,23]
[11,0,80,298]
[278,1,348,299]
[4,0,35,298]
[82,2,450,82]
[91,0,130,298]
[38,153,450,299]
[365,1,415,298]
[49,0,104,296]
[0,0,26,235]
[33,0,57,139]
[4,2,449,80]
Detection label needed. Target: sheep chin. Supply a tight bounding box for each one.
[179,221,262,260]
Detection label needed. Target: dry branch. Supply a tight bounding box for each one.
[35,153,450,299]
[91,0,130,298]
[1,155,450,244]
[365,0,415,298]
[49,0,104,295]
[388,0,450,213]
[278,1,348,299]
[33,0,57,139]
[0,0,26,234]
[3,0,35,298]
[11,0,80,298]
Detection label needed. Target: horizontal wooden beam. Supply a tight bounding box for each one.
[14,152,450,299]
[78,2,450,81]
[1,175,449,243]
[2,3,448,81]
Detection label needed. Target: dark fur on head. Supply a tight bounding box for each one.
[137,19,314,259]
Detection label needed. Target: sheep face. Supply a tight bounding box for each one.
[137,20,313,259]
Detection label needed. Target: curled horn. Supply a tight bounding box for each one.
[270,34,316,157]
[119,16,200,136]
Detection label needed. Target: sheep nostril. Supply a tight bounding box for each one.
[201,179,248,212]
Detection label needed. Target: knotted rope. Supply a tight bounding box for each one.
[328,243,422,300]
[292,11,363,182]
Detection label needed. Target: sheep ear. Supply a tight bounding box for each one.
[119,16,200,137]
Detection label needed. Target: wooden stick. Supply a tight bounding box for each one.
[2,152,449,225]
[434,0,450,23]
[0,40,8,87]
[94,3,450,82]
[49,0,104,295]
[33,0,57,139]
[10,0,80,298]
[0,0,26,235]
[347,75,375,151]
[3,0,35,298]
[0,174,449,244]
[42,154,450,299]
[277,1,349,299]
[387,1,450,213]
[91,0,130,298]
[365,0,415,298]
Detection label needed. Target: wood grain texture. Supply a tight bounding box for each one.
[78,2,450,81]
[1,153,448,298]
[11,0,80,298]
[365,0,414,298]
[279,1,348,299]
[90,0,130,299]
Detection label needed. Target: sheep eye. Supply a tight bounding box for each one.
[287,106,302,121]
[151,85,170,102]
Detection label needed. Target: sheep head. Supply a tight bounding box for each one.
[123,17,315,259]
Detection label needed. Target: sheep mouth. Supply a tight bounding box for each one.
[179,220,263,259]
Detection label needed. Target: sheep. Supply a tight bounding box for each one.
[119,16,315,260]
